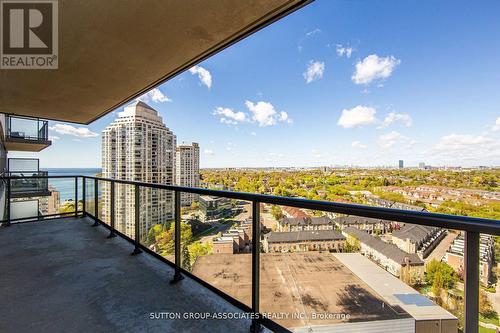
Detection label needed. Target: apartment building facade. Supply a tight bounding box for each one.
[445,232,494,285]
[263,230,346,253]
[0,114,52,222]
[276,216,335,232]
[342,226,425,283]
[101,101,176,239]
[175,142,200,206]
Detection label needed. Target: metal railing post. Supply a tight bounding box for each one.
[82,176,86,216]
[5,178,11,227]
[250,200,261,333]
[92,178,99,226]
[74,176,78,217]
[464,231,479,333]
[170,190,184,283]
[107,180,116,238]
[131,184,142,255]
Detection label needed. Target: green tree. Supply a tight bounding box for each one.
[426,259,457,290]
[155,222,193,257]
[188,242,213,267]
[270,205,284,221]
[479,289,496,318]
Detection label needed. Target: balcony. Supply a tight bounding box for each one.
[0,174,498,333]
[4,115,51,152]
[7,158,51,198]
[0,217,250,332]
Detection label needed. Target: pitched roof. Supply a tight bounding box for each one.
[334,216,391,225]
[266,230,345,243]
[127,100,156,110]
[368,198,426,212]
[343,227,424,266]
[392,224,437,244]
[280,216,333,226]
[282,206,309,218]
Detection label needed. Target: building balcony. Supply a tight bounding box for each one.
[4,115,51,152]
[7,172,51,198]
[0,174,498,333]
[6,158,51,199]
[0,217,250,333]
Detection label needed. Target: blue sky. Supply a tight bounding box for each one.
[12,0,500,168]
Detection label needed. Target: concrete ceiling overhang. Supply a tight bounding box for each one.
[0,0,311,124]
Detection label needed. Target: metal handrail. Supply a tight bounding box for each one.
[1,174,496,333]
[5,114,50,141]
[2,174,499,234]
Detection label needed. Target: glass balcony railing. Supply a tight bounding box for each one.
[8,171,50,197]
[6,158,51,198]
[5,115,49,142]
[0,174,498,333]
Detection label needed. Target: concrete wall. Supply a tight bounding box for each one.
[415,319,458,333]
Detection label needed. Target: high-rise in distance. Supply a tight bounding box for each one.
[175,142,200,206]
[101,101,176,238]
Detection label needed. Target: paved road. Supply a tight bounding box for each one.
[425,231,459,264]
[198,203,252,244]
[486,269,500,319]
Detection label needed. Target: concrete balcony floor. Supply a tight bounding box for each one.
[0,217,250,333]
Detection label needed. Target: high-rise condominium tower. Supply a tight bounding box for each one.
[101,101,176,239]
[175,142,200,206]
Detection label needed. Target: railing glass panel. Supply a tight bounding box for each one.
[138,186,175,262]
[112,182,136,239]
[183,195,253,307]
[10,199,39,220]
[6,116,48,141]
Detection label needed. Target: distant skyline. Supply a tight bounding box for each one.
[10,0,500,168]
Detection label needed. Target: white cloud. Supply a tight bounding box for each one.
[352,54,401,85]
[303,60,325,83]
[379,112,413,128]
[279,111,292,124]
[378,131,414,149]
[204,149,214,156]
[245,100,292,127]
[336,44,353,58]
[225,143,239,156]
[213,101,291,127]
[266,152,285,161]
[378,131,403,148]
[49,124,99,138]
[432,133,500,163]
[49,135,60,141]
[492,117,500,131]
[137,88,171,103]
[298,29,322,51]
[305,28,322,37]
[311,149,327,158]
[189,65,212,88]
[337,105,377,129]
[250,131,257,136]
[213,107,249,125]
[351,141,367,149]
[434,134,495,151]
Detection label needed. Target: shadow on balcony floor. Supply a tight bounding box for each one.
[0,217,251,333]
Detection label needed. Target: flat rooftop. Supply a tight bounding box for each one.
[0,217,250,333]
[334,253,457,322]
[192,252,413,330]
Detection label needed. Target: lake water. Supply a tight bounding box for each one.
[42,168,102,201]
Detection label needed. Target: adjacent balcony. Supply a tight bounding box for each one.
[0,174,499,333]
[4,115,51,152]
[7,158,51,198]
